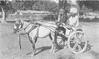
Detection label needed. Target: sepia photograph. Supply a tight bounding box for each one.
[0,0,99,59]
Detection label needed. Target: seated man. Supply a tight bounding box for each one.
[67,4,79,28]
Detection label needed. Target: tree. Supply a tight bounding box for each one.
[0,1,7,23]
[78,1,99,11]
[11,1,24,10]
[23,1,33,10]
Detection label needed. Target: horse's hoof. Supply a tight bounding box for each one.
[30,51,36,56]
[30,54,34,57]
[63,44,68,49]
[30,53,35,57]
[49,50,52,53]
[49,49,55,54]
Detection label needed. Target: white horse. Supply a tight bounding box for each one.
[13,20,58,56]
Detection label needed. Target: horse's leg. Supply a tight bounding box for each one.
[32,36,37,56]
[49,32,59,53]
[62,36,68,48]
[54,32,61,49]
[18,34,21,50]
[27,34,37,56]
[49,33,55,53]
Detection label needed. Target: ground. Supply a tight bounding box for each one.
[0,22,99,59]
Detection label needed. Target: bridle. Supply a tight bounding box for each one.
[14,21,31,32]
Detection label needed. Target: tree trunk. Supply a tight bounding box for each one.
[1,7,6,23]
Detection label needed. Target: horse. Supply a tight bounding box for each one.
[13,20,58,56]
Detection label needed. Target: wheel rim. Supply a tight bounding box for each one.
[68,31,87,54]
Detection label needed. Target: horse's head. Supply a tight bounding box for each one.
[13,19,23,34]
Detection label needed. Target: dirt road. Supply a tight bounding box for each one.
[0,22,99,59]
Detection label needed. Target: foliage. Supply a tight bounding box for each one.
[78,1,99,10]
[11,1,58,12]
[11,1,24,10]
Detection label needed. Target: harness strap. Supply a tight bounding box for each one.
[24,23,31,30]
[18,23,31,32]
[20,23,23,28]
[26,24,40,34]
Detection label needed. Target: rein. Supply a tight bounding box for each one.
[23,23,31,30]
[20,22,40,34]
[17,22,31,32]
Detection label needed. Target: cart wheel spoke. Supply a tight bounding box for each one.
[59,40,63,45]
[78,44,82,51]
[68,31,87,54]
[73,43,78,50]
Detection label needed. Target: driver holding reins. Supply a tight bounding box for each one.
[67,4,79,28]
[57,0,79,29]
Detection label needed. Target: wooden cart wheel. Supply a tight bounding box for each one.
[67,31,87,54]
